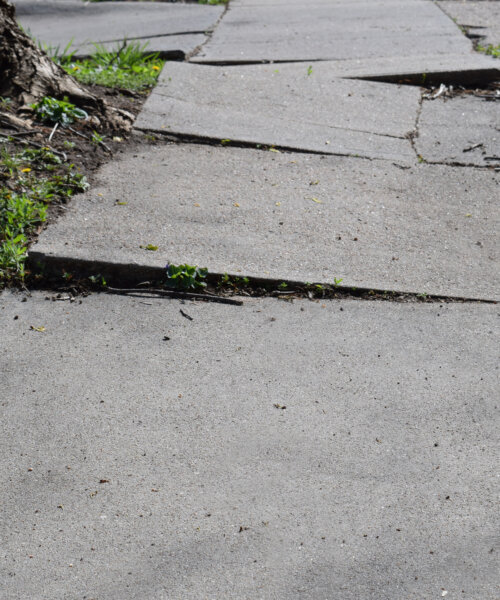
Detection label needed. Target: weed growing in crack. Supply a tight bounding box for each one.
[477,43,500,58]
[165,263,208,290]
[218,273,250,290]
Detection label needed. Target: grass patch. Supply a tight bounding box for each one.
[55,41,165,91]
[477,43,500,58]
[0,146,88,283]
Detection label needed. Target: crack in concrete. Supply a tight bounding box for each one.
[97,30,209,44]
[409,90,424,162]
[142,89,411,141]
[187,0,232,61]
[408,93,500,170]
[133,129,412,166]
[27,253,496,304]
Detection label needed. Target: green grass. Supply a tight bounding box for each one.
[58,41,165,91]
[477,43,500,58]
[0,146,88,283]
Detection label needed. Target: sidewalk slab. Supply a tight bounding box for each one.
[270,53,498,86]
[135,62,419,163]
[439,1,500,47]
[1,291,498,599]
[30,144,500,300]
[193,0,473,64]
[416,96,500,167]
[13,0,223,57]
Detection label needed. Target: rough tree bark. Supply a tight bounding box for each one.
[0,0,132,128]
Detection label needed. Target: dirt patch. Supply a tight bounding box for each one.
[1,84,149,283]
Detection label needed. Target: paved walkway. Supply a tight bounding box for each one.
[14,0,224,57]
[2,1,500,598]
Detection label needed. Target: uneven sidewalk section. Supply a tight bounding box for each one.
[30,143,500,301]
[416,95,500,168]
[193,0,479,64]
[438,0,500,48]
[1,291,498,599]
[135,60,499,164]
[136,62,420,163]
[13,0,224,58]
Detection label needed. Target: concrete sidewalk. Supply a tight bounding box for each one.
[193,0,477,64]
[3,0,500,597]
[13,0,224,57]
[1,291,498,599]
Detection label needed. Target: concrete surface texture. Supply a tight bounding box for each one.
[416,95,500,167]
[12,0,223,57]
[439,1,500,47]
[3,0,500,597]
[194,0,474,63]
[1,291,499,600]
[30,143,500,300]
[135,61,420,162]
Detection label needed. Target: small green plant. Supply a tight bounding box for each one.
[198,0,229,5]
[477,43,500,58]
[0,97,12,110]
[89,273,107,286]
[31,96,88,126]
[307,65,313,76]
[333,277,343,288]
[91,131,105,146]
[278,282,288,289]
[165,263,208,290]
[219,273,249,288]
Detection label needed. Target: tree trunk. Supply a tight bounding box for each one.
[0,0,132,128]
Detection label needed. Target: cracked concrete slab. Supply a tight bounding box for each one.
[1,291,498,600]
[73,34,207,60]
[416,95,500,167]
[135,61,419,163]
[12,0,223,57]
[281,53,498,86]
[30,144,500,300]
[439,1,500,47]
[193,0,474,65]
